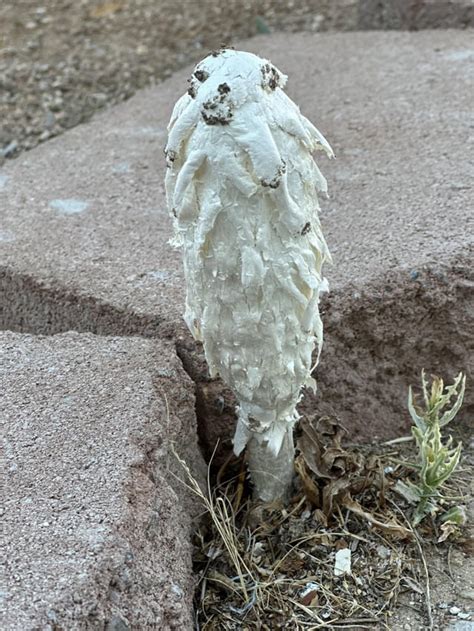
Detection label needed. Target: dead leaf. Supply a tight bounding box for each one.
[437,521,460,543]
[299,582,320,607]
[297,418,332,479]
[335,538,349,551]
[278,554,306,575]
[402,576,424,594]
[317,531,333,546]
[300,589,319,606]
[394,480,420,505]
[323,476,352,516]
[207,570,241,594]
[313,509,329,528]
[297,416,384,518]
[317,415,348,448]
[295,454,320,506]
[298,416,353,480]
[343,497,414,540]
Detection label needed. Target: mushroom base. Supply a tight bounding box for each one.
[246,430,295,502]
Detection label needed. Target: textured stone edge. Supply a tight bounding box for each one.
[176,249,474,461]
[2,333,206,630]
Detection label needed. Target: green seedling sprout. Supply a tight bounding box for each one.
[403,371,466,526]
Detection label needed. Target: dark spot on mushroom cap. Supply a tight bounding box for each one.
[301,222,311,235]
[202,110,233,125]
[248,416,264,431]
[207,44,234,59]
[194,69,209,83]
[203,99,217,110]
[201,89,234,125]
[187,85,197,98]
[164,148,177,168]
[217,83,231,95]
[268,70,279,90]
[260,63,280,91]
[261,160,286,188]
[261,177,280,189]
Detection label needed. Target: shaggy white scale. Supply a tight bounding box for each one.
[165,48,333,501]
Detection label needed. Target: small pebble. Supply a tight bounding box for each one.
[376,545,391,559]
[334,548,351,576]
[1,140,18,158]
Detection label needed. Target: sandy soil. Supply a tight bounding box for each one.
[3,0,472,164]
[0,0,352,163]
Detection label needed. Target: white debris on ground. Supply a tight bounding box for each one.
[334,548,351,576]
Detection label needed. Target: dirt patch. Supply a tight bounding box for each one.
[185,416,473,630]
[1,0,473,163]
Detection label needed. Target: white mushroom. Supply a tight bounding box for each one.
[165,47,333,502]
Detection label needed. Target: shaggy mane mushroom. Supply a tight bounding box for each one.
[165,48,333,502]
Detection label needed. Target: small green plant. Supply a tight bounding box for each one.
[401,370,466,526]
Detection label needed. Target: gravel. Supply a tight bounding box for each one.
[1,0,473,164]
[0,0,337,163]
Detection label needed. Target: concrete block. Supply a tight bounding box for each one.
[2,332,205,629]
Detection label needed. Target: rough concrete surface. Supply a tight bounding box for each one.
[1,30,472,452]
[2,332,205,630]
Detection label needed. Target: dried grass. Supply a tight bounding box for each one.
[170,415,461,630]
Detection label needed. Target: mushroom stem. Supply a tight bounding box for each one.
[247,430,295,502]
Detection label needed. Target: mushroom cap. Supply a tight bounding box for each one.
[188,48,288,107]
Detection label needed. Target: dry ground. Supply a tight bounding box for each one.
[0,0,352,162]
[2,0,472,163]
[186,417,473,630]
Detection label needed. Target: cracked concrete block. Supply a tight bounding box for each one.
[2,332,205,630]
[1,31,472,450]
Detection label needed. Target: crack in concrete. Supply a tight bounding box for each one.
[0,265,217,464]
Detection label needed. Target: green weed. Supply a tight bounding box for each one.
[399,371,466,526]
